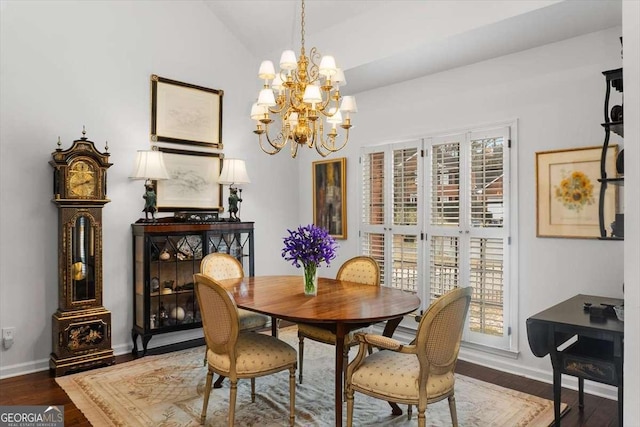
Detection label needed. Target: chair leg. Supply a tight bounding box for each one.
[298,334,305,384]
[343,346,350,401]
[407,404,412,420]
[417,407,426,427]
[251,378,256,403]
[200,368,213,425]
[229,380,238,427]
[448,395,459,427]
[289,366,296,427]
[346,386,354,427]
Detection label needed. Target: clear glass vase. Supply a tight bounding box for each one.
[303,264,318,296]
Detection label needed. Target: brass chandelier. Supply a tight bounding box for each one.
[251,0,357,158]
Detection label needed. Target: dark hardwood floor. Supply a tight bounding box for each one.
[0,338,619,427]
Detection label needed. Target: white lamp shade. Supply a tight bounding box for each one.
[257,88,276,106]
[340,95,358,113]
[333,68,347,86]
[258,60,276,80]
[250,102,268,120]
[218,159,251,185]
[326,107,343,124]
[272,74,284,91]
[302,84,322,104]
[319,55,337,77]
[279,50,297,70]
[130,150,170,180]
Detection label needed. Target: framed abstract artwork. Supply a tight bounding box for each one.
[536,145,617,238]
[155,148,223,212]
[151,74,223,148]
[313,158,347,239]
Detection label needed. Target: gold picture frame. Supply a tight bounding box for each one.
[151,75,223,148]
[313,158,347,239]
[536,145,617,239]
[155,147,223,212]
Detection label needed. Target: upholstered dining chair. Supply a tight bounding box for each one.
[194,273,297,426]
[200,253,270,332]
[345,286,472,427]
[297,255,380,385]
[200,253,270,372]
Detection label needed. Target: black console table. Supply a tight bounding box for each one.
[526,294,624,426]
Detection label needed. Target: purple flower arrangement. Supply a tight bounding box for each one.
[282,224,338,268]
[282,224,338,295]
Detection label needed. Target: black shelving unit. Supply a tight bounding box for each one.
[598,68,624,240]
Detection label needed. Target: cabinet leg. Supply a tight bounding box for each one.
[142,335,152,355]
[553,369,562,426]
[131,330,139,356]
[578,377,584,411]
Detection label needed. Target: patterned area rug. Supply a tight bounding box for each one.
[57,327,566,426]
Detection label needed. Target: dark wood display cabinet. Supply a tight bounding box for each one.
[599,68,624,240]
[131,219,254,355]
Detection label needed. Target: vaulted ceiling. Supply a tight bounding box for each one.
[204,0,621,93]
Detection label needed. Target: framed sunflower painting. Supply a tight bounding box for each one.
[536,145,617,238]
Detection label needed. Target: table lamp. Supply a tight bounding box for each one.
[130,148,170,221]
[218,158,250,221]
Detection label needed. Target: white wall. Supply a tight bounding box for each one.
[299,27,627,397]
[0,0,298,377]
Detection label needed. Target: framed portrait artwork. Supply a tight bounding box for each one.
[536,145,617,238]
[150,74,223,148]
[155,148,223,212]
[313,158,347,239]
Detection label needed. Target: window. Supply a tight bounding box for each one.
[361,124,517,352]
[361,141,422,294]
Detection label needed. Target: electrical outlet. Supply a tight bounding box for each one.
[2,327,15,349]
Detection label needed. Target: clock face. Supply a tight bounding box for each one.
[68,160,97,198]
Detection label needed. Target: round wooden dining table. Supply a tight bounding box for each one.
[216,275,421,427]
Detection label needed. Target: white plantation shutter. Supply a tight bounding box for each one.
[429,235,460,300]
[360,232,386,285]
[431,141,461,226]
[393,148,419,226]
[468,237,504,336]
[361,141,422,293]
[391,234,418,292]
[361,151,385,226]
[361,123,516,352]
[426,127,512,350]
[470,135,505,229]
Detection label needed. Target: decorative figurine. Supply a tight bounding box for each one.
[142,183,157,221]
[228,187,242,221]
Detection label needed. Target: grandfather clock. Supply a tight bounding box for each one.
[49,128,115,376]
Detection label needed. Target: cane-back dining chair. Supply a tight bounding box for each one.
[194,273,297,426]
[200,252,271,387]
[345,286,472,427]
[200,253,270,331]
[297,255,380,384]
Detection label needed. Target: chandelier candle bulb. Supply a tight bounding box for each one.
[252,0,356,158]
